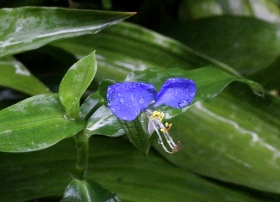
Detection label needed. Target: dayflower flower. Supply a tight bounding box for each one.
[106,78,196,153]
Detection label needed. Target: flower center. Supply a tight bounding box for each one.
[145,109,181,154]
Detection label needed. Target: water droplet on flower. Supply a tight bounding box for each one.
[130,95,135,100]
[116,105,120,110]
[120,98,124,104]
[117,93,121,97]
[178,100,187,108]
[139,98,145,104]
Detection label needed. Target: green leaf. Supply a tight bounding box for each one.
[1,137,277,202]
[59,52,97,119]
[51,22,240,79]
[126,67,264,118]
[0,7,134,58]
[80,92,103,120]
[51,22,280,193]
[117,115,154,155]
[0,94,86,152]
[116,67,263,154]
[0,57,50,95]
[165,16,280,76]
[62,178,120,202]
[249,55,280,90]
[179,0,280,23]
[154,86,280,193]
[85,105,124,137]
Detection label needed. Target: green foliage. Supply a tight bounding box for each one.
[0,94,86,152]
[0,1,280,201]
[0,7,134,58]
[62,178,120,202]
[0,57,50,95]
[59,51,97,119]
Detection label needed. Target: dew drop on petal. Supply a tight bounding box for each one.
[154,78,196,108]
[139,98,145,104]
[178,100,187,108]
[106,82,157,121]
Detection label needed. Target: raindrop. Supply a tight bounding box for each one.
[116,105,120,110]
[139,98,145,104]
[117,93,121,97]
[120,98,124,104]
[130,95,135,100]
[178,100,187,108]
[63,114,75,121]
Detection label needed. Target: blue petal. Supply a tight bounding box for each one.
[107,82,157,121]
[153,78,196,108]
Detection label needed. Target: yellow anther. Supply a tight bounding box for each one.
[150,111,164,121]
[160,122,172,133]
[165,122,172,130]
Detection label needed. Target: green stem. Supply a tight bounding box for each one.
[74,131,89,180]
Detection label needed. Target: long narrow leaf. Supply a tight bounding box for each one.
[0,57,50,95]
[0,7,134,58]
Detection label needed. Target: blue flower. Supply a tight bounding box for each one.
[106,77,196,153]
[107,78,196,121]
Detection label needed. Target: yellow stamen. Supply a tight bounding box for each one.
[146,109,180,154]
[160,122,172,132]
[150,111,164,121]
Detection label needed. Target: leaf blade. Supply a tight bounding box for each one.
[0,94,86,152]
[0,7,134,58]
[0,57,50,95]
[59,51,97,119]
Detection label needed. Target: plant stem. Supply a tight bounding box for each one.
[73,131,89,180]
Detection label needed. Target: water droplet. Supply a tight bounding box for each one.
[178,100,187,108]
[117,93,121,97]
[139,98,145,104]
[130,95,135,100]
[64,114,75,121]
[120,98,124,104]
[116,105,120,110]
